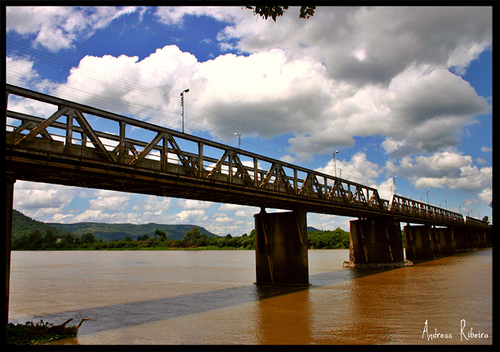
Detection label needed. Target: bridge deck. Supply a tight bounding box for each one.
[5,84,489,229]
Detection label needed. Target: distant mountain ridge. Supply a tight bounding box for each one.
[12,209,219,242]
[48,222,220,242]
[13,210,323,243]
[12,209,70,239]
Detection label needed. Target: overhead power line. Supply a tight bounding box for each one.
[6,38,292,159]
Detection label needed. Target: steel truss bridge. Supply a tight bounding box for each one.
[5,84,489,229]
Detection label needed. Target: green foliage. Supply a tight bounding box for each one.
[81,232,96,244]
[12,210,69,240]
[6,320,78,345]
[137,234,150,241]
[12,210,352,251]
[154,229,167,241]
[44,230,57,245]
[12,226,248,251]
[46,221,217,241]
[307,228,350,249]
[246,6,316,21]
[183,227,204,246]
[12,227,355,251]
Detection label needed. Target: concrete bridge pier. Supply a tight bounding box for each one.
[478,230,488,248]
[472,229,485,248]
[434,227,455,255]
[345,217,405,268]
[254,208,310,285]
[485,230,493,246]
[466,228,480,248]
[406,225,460,261]
[429,226,442,257]
[404,224,434,262]
[452,227,468,251]
[454,227,491,250]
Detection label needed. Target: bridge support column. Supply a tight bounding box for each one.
[435,227,455,255]
[404,224,434,262]
[344,217,406,268]
[254,209,309,285]
[453,227,468,251]
[465,228,479,249]
[485,229,493,246]
[478,230,488,247]
[5,177,16,324]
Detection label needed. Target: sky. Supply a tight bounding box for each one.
[5,5,494,236]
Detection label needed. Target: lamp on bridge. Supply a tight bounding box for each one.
[333,150,339,177]
[390,175,398,196]
[180,88,190,133]
[234,133,241,149]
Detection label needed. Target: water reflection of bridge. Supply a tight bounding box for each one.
[5,84,492,320]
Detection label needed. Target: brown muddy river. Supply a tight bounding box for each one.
[8,248,493,345]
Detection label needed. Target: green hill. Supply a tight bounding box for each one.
[47,222,219,242]
[12,210,70,240]
[12,209,220,242]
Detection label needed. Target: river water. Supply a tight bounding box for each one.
[8,248,493,345]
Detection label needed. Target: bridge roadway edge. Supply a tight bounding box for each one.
[6,147,391,219]
[7,145,486,227]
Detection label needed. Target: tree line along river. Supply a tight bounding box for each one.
[12,226,351,250]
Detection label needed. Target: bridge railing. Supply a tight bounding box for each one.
[5,84,488,227]
[389,194,464,225]
[465,216,490,228]
[6,84,391,215]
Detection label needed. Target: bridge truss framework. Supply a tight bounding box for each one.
[5,84,492,321]
[5,84,488,228]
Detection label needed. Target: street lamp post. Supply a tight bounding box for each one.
[234,133,241,149]
[180,88,189,133]
[333,150,339,177]
[426,190,431,204]
[389,176,398,196]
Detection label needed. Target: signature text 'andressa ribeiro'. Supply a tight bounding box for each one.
[422,319,489,342]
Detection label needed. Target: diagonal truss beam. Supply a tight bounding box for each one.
[369,190,383,208]
[352,185,367,203]
[299,172,323,197]
[14,106,69,145]
[259,163,293,193]
[328,179,350,201]
[164,134,197,176]
[14,120,53,140]
[129,132,166,166]
[72,109,116,163]
[206,150,253,185]
[230,152,254,186]
[207,150,231,179]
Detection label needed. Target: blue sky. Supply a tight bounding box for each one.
[5,6,494,236]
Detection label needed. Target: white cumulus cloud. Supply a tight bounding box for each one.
[6,6,138,52]
[13,181,75,219]
[386,150,492,192]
